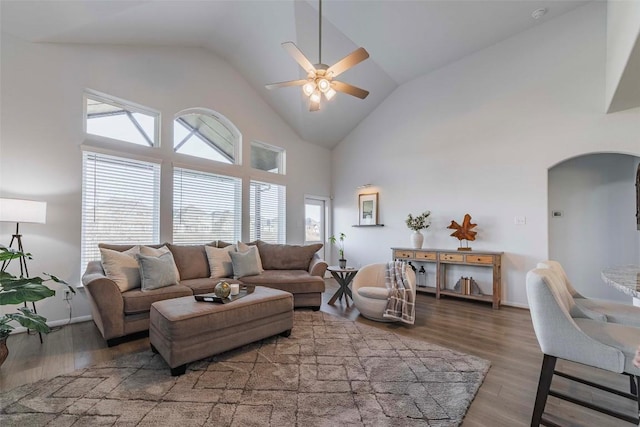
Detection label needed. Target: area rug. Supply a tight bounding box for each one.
[0,311,490,426]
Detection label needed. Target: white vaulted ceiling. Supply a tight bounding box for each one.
[0,0,589,148]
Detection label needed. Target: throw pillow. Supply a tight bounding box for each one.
[205,245,236,279]
[136,252,179,291]
[140,245,181,281]
[229,247,262,278]
[166,243,213,280]
[100,246,141,292]
[256,240,323,270]
[237,241,264,272]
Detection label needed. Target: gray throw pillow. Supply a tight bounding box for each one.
[136,252,179,291]
[229,247,262,278]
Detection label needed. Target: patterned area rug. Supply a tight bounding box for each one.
[0,311,490,426]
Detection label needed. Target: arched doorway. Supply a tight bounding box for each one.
[548,153,640,302]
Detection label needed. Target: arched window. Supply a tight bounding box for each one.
[173,109,240,164]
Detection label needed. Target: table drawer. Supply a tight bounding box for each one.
[415,251,436,261]
[440,253,464,262]
[394,250,414,259]
[466,255,494,264]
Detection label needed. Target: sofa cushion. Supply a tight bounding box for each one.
[230,247,262,278]
[167,243,214,280]
[180,277,243,295]
[136,252,180,291]
[205,245,235,279]
[122,284,193,314]
[100,246,141,292]
[256,241,323,270]
[239,270,325,294]
[357,286,390,300]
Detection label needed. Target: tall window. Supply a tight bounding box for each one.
[173,168,242,244]
[250,180,286,243]
[174,110,240,164]
[85,91,159,147]
[81,152,160,271]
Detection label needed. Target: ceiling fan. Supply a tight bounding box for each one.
[265,0,370,112]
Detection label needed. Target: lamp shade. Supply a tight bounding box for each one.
[0,198,47,224]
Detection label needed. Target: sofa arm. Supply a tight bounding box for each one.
[309,254,328,277]
[82,261,125,340]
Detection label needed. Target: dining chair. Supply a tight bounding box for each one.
[526,268,640,426]
[537,260,640,328]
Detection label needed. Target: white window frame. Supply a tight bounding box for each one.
[80,151,161,273]
[173,108,242,166]
[84,89,160,147]
[249,180,286,244]
[173,166,242,245]
[250,140,286,175]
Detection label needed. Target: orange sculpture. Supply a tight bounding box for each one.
[447,214,477,251]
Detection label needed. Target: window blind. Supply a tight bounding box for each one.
[173,167,242,245]
[81,152,160,272]
[250,180,286,243]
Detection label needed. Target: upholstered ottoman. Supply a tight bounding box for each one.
[149,286,293,375]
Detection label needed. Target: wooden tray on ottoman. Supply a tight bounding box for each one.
[194,285,255,304]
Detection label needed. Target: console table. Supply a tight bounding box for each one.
[391,247,503,309]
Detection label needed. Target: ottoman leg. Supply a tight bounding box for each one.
[280,329,292,338]
[171,365,187,376]
[150,344,159,354]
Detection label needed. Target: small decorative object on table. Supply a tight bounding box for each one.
[447,213,477,251]
[214,281,231,298]
[406,211,431,249]
[329,232,347,268]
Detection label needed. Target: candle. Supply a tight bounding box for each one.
[230,283,240,296]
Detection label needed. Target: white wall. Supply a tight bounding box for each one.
[331,2,640,307]
[0,35,331,324]
[549,153,640,303]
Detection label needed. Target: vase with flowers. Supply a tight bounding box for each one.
[328,232,347,268]
[406,211,431,249]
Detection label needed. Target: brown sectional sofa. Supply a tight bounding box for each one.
[82,240,327,346]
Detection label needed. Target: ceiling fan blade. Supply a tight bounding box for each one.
[332,81,369,99]
[265,79,308,90]
[326,47,369,77]
[282,42,316,74]
[309,99,320,112]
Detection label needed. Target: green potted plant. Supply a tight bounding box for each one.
[328,232,347,268]
[0,246,74,366]
[406,211,431,249]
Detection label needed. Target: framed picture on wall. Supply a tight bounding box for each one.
[358,192,378,225]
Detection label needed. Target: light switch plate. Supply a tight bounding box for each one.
[514,216,526,225]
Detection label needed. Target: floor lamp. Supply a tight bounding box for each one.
[0,198,47,343]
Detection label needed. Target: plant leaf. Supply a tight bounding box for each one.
[5,310,50,334]
[0,284,55,305]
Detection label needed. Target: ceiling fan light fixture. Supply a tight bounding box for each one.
[317,78,331,92]
[310,90,322,104]
[324,88,337,100]
[303,81,316,96]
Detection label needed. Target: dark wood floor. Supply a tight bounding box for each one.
[0,280,637,426]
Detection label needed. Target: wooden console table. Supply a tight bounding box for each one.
[391,247,502,309]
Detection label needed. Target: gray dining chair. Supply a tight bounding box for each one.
[526,268,640,426]
[537,260,640,328]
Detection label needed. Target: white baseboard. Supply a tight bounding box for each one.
[10,315,93,335]
[501,301,529,309]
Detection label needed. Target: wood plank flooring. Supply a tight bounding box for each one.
[1,280,637,426]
